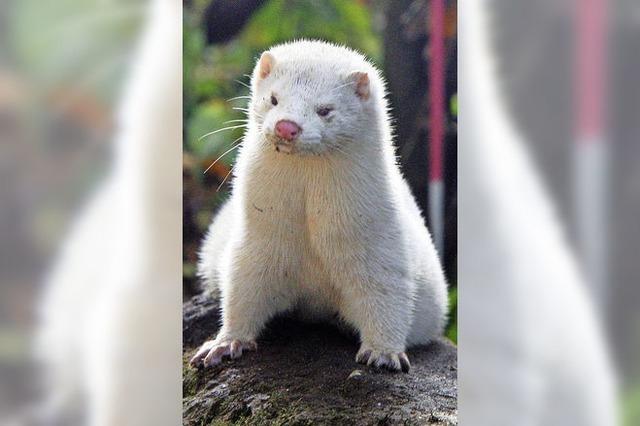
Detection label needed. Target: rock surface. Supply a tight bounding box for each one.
[183,292,458,425]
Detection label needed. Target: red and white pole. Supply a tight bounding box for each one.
[429,0,446,256]
[574,0,608,307]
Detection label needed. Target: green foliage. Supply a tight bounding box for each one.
[624,385,640,426]
[450,93,458,117]
[9,0,146,104]
[243,0,381,61]
[446,287,457,344]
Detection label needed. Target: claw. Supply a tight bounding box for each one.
[356,346,411,373]
[190,338,257,369]
[230,340,243,359]
[189,340,214,367]
[356,349,372,364]
[399,352,411,373]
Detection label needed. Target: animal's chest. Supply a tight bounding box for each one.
[246,160,355,242]
[242,159,366,309]
[246,184,336,300]
[246,176,361,286]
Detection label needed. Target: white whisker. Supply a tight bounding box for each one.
[235,79,251,89]
[203,143,242,174]
[227,95,251,102]
[217,166,234,191]
[198,125,246,141]
[233,108,263,120]
[222,119,250,124]
[329,81,356,93]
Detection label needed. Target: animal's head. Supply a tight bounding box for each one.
[249,40,387,156]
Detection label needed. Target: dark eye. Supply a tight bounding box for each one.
[316,106,333,117]
[270,95,278,106]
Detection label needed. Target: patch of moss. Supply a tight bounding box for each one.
[183,351,200,398]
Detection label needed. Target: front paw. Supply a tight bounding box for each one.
[356,345,411,373]
[189,337,257,368]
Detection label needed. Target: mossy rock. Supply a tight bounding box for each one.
[183,293,457,425]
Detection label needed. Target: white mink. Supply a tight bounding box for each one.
[191,40,448,373]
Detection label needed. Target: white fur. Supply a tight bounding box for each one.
[196,40,448,371]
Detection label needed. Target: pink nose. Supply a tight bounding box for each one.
[275,120,301,141]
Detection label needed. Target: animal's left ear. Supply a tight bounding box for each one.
[258,52,275,79]
[347,71,370,101]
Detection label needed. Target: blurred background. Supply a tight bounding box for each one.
[182,0,459,343]
[459,0,640,424]
[2,0,183,422]
[0,0,147,418]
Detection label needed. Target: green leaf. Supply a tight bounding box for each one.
[445,287,458,344]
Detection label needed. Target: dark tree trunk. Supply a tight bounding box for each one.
[383,0,457,282]
[198,0,268,45]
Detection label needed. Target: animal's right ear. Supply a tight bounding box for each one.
[347,71,370,101]
[258,52,275,79]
